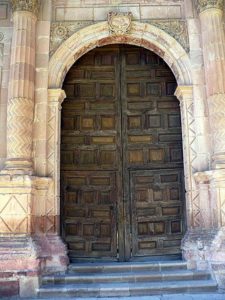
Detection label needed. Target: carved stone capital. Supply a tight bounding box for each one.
[11,0,41,16]
[196,0,224,14]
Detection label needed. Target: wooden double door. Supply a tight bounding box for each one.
[61,45,184,261]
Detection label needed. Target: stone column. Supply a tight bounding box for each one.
[197,0,225,168]
[3,0,40,174]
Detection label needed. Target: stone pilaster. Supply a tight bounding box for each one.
[197,0,225,168]
[3,1,40,174]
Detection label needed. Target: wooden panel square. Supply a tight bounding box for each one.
[162,207,180,216]
[92,243,111,251]
[149,149,164,162]
[100,84,114,98]
[161,174,178,183]
[170,188,179,200]
[92,136,115,144]
[126,53,140,65]
[100,150,115,165]
[90,177,110,186]
[145,54,159,65]
[137,189,148,202]
[163,239,181,248]
[61,151,73,164]
[81,117,95,130]
[147,83,161,96]
[148,115,161,128]
[137,208,155,217]
[67,177,86,186]
[101,116,115,129]
[66,224,79,235]
[170,148,183,162]
[154,190,163,201]
[127,83,140,96]
[91,209,111,218]
[139,241,156,249]
[66,192,78,204]
[128,135,152,143]
[100,224,111,237]
[171,221,181,233]
[80,150,96,165]
[168,114,181,128]
[79,83,96,97]
[159,134,182,142]
[82,191,95,204]
[62,118,74,130]
[138,222,148,235]
[101,54,113,65]
[83,224,94,236]
[66,208,85,217]
[62,136,85,145]
[154,222,165,234]
[129,150,143,163]
[69,242,85,250]
[135,176,154,184]
[99,191,111,204]
[128,116,141,129]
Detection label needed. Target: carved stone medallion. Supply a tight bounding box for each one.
[196,0,224,13]
[11,0,41,16]
[108,12,132,35]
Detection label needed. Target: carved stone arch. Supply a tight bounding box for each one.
[47,21,199,240]
[48,21,192,88]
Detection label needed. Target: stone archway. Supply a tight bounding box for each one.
[47,21,196,258]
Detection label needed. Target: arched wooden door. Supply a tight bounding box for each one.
[61,45,185,262]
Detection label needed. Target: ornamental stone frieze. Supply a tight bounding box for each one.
[50,19,189,56]
[11,0,41,15]
[196,0,224,13]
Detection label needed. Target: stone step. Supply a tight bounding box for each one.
[42,270,211,285]
[68,261,188,274]
[37,280,218,298]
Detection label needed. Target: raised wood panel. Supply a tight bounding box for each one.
[61,45,184,261]
[130,169,184,257]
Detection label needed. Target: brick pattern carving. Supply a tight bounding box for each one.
[196,0,224,13]
[11,0,40,15]
[50,19,189,56]
[7,97,33,158]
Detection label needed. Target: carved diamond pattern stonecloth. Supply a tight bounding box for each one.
[7,97,33,158]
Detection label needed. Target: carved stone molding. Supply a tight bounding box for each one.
[196,0,224,13]
[50,21,94,56]
[144,19,189,53]
[108,12,132,35]
[11,0,41,16]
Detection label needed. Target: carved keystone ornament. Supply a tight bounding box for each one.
[108,12,132,35]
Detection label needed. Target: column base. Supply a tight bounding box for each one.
[0,234,69,298]
[2,158,33,175]
[182,228,225,288]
